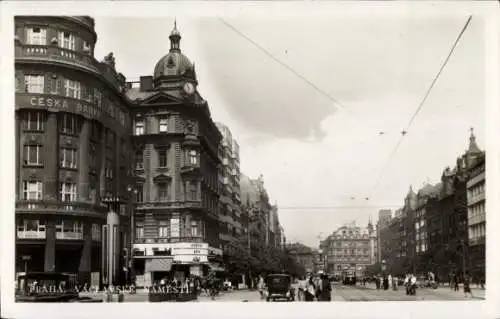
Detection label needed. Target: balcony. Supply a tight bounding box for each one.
[468,213,485,226]
[469,236,485,246]
[16,44,124,92]
[56,231,83,240]
[467,193,485,206]
[17,230,46,239]
[16,200,106,218]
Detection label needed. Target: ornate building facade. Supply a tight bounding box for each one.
[377,130,485,280]
[125,24,223,286]
[321,222,375,277]
[14,16,133,286]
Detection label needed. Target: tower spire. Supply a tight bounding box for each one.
[169,19,181,52]
[467,127,481,154]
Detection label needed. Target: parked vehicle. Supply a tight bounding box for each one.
[265,274,295,302]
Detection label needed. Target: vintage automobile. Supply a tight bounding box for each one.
[265,274,295,302]
[16,272,99,302]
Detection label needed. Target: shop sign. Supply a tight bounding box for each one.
[18,94,126,128]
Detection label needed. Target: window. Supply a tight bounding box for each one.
[105,159,113,179]
[60,148,77,169]
[170,217,180,238]
[135,224,144,239]
[64,79,81,99]
[135,150,143,169]
[83,41,91,52]
[191,220,199,237]
[158,149,167,167]
[17,219,45,238]
[106,130,114,147]
[136,185,144,203]
[93,89,102,108]
[89,144,97,169]
[58,31,76,50]
[25,75,44,93]
[135,119,144,135]
[158,221,169,238]
[56,220,83,240]
[91,224,101,241]
[189,150,198,165]
[159,118,168,133]
[26,27,47,45]
[23,181,43,200]
[186,181,197,200]
[61,113,77,134]
[24,145,42,165]
[60,182,77,202]
[157,182,168,201]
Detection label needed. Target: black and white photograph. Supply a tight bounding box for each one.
[1,1,499,319]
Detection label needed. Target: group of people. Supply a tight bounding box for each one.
[296,274,332,302]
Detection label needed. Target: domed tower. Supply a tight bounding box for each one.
[126,21,223,283]
[152,21,197,91]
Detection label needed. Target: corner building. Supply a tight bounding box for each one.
[126,24,223,287]
[15,16,133,286]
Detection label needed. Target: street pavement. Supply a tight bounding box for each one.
[79,284,485,302]
[331,283,485,301]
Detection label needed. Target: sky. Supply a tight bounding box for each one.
[93,14,485,248]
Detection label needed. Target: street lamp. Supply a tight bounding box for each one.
[126,185,138,286]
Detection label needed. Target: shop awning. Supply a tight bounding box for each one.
[145,258,173,272]
[207,263,225,272]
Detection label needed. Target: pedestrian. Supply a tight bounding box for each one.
[304,276,316,302]
[319,274,332,302]
[410,274,417,296]
[454,275,459,292]
[257,274,265,300]
[463,274,473,298]
[404,274,410,295]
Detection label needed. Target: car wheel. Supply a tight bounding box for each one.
[266,297,270,302]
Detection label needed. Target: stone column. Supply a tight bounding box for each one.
[78,119,90,200]
[44,113,59,200]
[79,222,92,284]
[44,219,56,272]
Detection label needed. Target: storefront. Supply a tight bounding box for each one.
[133,242,216,286]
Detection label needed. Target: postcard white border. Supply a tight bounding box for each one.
[1,1,499,319]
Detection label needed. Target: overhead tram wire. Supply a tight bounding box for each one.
[277,205,403,210]
[218,18,379,132]
[367,15,473,199]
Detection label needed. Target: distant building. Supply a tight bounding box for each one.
[378,209,392,228]
[377,130,485,279]
[321,222,374,277]
[466,132,485,280]
[216,123,242,248]
[286,243,315,274]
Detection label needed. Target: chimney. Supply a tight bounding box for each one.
[140,76,153,91]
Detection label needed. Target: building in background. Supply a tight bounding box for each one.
[376,130,485,280]
[321,222,374,278]
[14,16,133,287]
[286,243,315,274]
[466,133,485,281]
[378,209,392,229]
[216,122,242,250]
[125,23,223,286]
